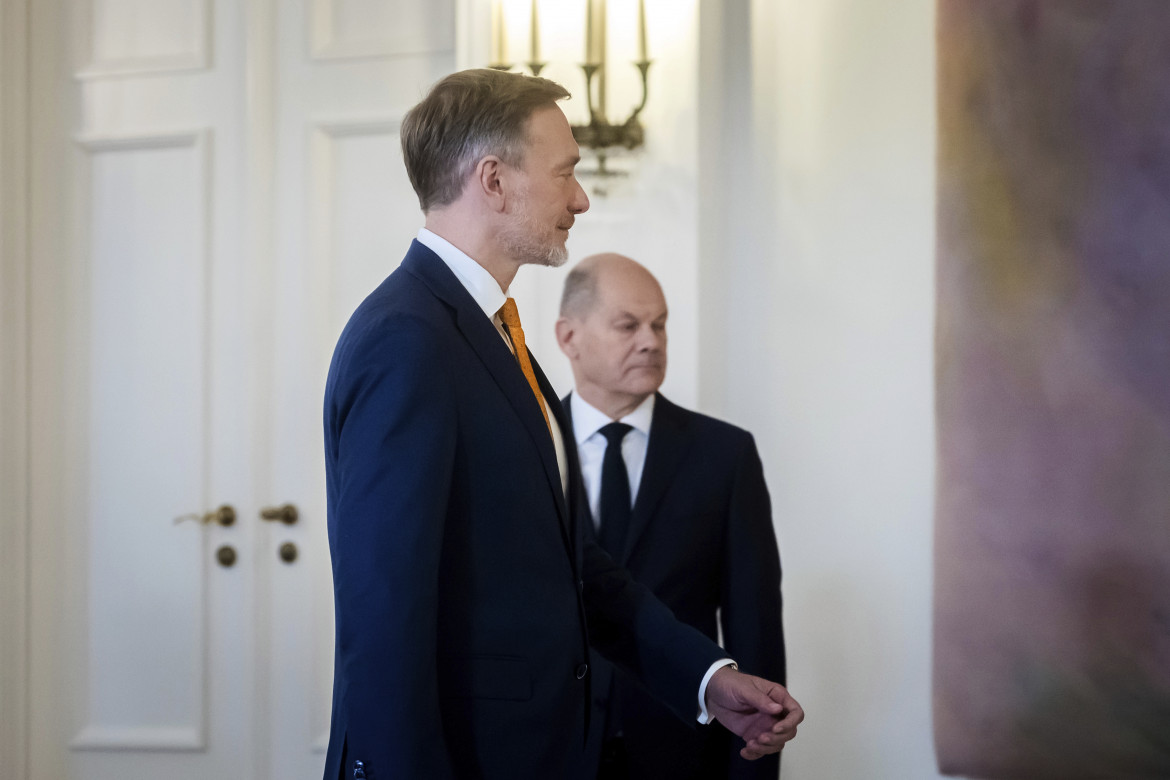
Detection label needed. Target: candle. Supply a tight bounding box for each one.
[585,0,594,63]
[491,0,507,65]
[596,0,607,66]
[530,0,540,63]
[637,0,647,61]
[585,0,608,64]
[595,0,606,114]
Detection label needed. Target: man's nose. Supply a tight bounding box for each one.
[636,327,664,351]
[570,178,589,214]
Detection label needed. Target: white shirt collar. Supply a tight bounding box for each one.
[570,392,656,446]
[417,227,508,320]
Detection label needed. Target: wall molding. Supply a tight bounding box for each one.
[72,128,213,756]
[74,0,211,80]
[70,726,204,753]
[308,114,402,362]
[309,0,455,62]
[0,0,32,776]
[74,127,208,153]
[308,118,404,275]
[314,115,401,139]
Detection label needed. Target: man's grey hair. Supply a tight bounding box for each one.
[559,262,600,319]
[400,69,571,212]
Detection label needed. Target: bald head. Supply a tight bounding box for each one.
[560,253,663,318]
[556,253,668,419]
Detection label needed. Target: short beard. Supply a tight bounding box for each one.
[500,203,570,268]
[537,241,570,268]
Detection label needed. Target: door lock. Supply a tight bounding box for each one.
[216,545,238,567]
[278,542,298,564]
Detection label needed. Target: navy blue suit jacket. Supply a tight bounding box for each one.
[567,393,786,780]
[322,242,724,780]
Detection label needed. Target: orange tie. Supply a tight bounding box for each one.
[497,298,551,434]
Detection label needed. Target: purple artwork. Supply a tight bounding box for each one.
[934,2,1170,777]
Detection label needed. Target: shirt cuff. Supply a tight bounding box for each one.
[696,658,738,724]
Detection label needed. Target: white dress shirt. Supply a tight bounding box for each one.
[416,228,568,494]
[570,392,655,528]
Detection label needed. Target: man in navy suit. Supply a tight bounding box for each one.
[556,254,786,780]
[322,69,802,780]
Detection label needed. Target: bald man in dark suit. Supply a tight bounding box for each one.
[557,254,786,780]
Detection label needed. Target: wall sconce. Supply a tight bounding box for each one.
[489,0,651,183]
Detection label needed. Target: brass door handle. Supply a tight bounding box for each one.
[260,503,298,525]
[174,504,236,527]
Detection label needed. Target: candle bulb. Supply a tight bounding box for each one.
[585,0,594,63]
[598,0,607,67]
[530,0,540,63]
[596,0,606,114]
[637,0,647,61]
[491,0,506,66]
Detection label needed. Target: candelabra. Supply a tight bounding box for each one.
[490,0,652,183]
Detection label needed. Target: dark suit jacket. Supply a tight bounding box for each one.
[566,393,786,780]
[322,241,726,780]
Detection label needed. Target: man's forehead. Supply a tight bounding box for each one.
[526,106,578,150]
[598,283,668,316]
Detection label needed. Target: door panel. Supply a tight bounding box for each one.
[73,133,209,752]
[79,0,210,77]
[29,1,457,779]
[310,0,453,59]
[264,2,455,776]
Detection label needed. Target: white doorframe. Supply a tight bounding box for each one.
[0,0,32,778]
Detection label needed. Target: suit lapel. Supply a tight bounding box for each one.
[533,359,575,541]
[401,242,570,539]
[560,395,596,547]
[625,394,693,563]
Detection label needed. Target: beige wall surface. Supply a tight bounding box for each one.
[1,0,31,777]
[699,1,940,777]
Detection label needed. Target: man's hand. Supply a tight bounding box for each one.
[705,666,804,760]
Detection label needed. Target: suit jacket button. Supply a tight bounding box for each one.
[576,663,589,680]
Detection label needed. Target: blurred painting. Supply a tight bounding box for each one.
[934,1,1170,777]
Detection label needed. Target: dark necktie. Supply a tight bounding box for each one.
[597,422,634,557]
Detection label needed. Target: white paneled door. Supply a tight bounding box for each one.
[26,2,456,779]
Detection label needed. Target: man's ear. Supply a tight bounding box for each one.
[555,317,576,358]
[474,156,507,212]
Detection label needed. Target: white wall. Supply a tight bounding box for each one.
[507,1,941,774]
[699,0,941,777]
